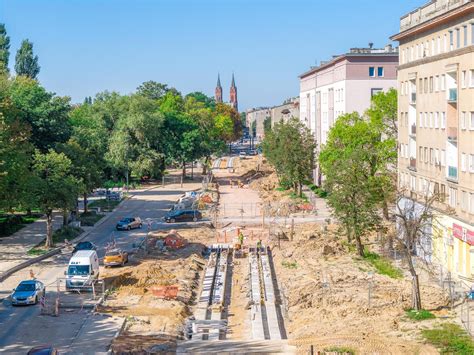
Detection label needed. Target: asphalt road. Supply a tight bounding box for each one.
[0,183,201,354]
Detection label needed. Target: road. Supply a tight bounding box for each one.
[0,182,201,354]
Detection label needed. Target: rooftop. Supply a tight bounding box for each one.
[399,0,472,33]
[299,44,398,79]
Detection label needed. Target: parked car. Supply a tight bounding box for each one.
[239,151,247,158]
[116,217,142,230]
[27,345,59,355]
[72,241,97,255]
[11,280,45,306]
[164,210,202,223]
[249,149,257,156]
[104,249,129,267]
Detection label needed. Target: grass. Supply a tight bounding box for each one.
[88,199,121,212]
[406,309,436,321]
[363,250,403,279]
[78,211,104,226]
[275,186,287,192]
[281,261,298,269]
[422,323,474,354]
[289,192,309,202]
[53,226,84,243]
[323,346,355,354]
[27,248,48,256]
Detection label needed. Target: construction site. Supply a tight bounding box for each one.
[100,156,462,354]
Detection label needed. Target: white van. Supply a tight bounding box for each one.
[65,250,100,290]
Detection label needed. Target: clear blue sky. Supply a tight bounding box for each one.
[1,0,424,111]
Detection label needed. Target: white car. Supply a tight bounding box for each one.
[239,152,247,158]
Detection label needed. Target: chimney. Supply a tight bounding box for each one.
[368,42,374,49]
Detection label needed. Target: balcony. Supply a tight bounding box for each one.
[410,124,416,136]
[447,166,458,182]
[448,88,457,103]
[410,92,417,105]
[447,127,457,142]
[409,157,417,171]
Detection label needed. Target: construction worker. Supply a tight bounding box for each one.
[238,231,244,246]
[257,239,262,254]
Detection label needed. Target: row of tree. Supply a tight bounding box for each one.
[0,25,242,248]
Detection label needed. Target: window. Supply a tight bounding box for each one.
[429,77,433,92]
[464,26,468,47]
[444,33,447,52]
[435,149,440,164]
[461,112,467,130]
[472,23,474,45]
[424,147,429,163]
[449,30,454,50]
[369,67,375,77]
[461,153,467,172]
[441,74,446,90]
[424,112,428,127]
[419,112,423,128]
[410,175,416,191]
[419,147,423,161]
[435,75,439,91]
[429,112,433,128]
[419,78,423,94]
[470,70,474,87]
[431,39,435,54]
[449,187,457,208]
[424,78,428,93]
[471,112,474,130]
[377,67,384,77]
[441,150,446,166]
[462,71,467,88]
[470,193,474,214]
[430,148,434,164]
[456,28,460,49]
[470,154,474,173]
[441,112,446,129]
[437,36,441,53]
[435,112,439,128]
[371,88,383,97]
[461,191,468,211]
[441,184,446,197]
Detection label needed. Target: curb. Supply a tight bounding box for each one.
[0,186,160,284]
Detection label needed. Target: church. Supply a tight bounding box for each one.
[215,73,238,112]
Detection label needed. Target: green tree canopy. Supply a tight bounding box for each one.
[0,24,10,73]
[14,39,40,79]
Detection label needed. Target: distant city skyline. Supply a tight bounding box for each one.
[1,0,424,110]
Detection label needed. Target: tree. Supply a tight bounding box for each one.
[393,191,452,310]
[262,118,315,196]
[0,24,10,73]
[137,81,174,100]
[366,88,398,139]
[215,103,242,141]
[9,76,71,151]
[14,40,40,79]
[319,113,385,257]
[31,150,79,247]
[263,116,272,134]
[0,74,32,211]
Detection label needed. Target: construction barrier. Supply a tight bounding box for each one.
[151,285,179,299]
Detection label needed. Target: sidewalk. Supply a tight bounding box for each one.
[0,213,63,279]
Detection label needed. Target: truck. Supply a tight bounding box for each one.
[65,250,100,290]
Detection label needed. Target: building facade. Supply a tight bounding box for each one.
[392,0,474,281]
[271,97,300,127]
[299,45,398,183]
[246,107,271,140]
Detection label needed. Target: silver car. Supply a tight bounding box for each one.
[11,280,45,306]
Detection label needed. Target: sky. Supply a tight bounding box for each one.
[1,0,425,111]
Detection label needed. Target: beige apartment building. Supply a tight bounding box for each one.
[392,0,474,281]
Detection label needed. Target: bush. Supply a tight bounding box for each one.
[422,323,474,354]
[78,211,104,226]
[53,226,83,243]
[363,250,403,279]
[282,261,298,269]
[406,309,435,321]
[323,346,355,355]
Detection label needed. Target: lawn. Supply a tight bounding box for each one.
[78,211,104,226]
[406,309,435,321]
[422,323,474,354]
[0,214,41,238]
[363,250,403,279]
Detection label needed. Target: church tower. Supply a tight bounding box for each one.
[230,73,238,112]
[215,74,223,103]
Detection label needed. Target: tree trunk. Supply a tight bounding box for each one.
[191,161,194,179]
[83,193,88,214]
[293,182,297,194]
[298,182,303,198]
[45,211,53,248]
[404,251,422,310]
[182,160,186,179]
[355,233,365,257]
[27,208,32,217]
[202,157,209,175]
[62,209,68,227]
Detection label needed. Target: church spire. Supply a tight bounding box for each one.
[215,73,223,103]
[229,73,238,112]
[231,73,236,88]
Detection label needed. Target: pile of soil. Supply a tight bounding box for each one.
[271,223,451,354]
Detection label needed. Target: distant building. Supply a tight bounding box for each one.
[271,97,300,127]
[246,107,271,140]
[299,44,399,183]
[214,73,238,112]
[392,0,474,280]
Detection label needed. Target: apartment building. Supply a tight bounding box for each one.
[392,0,474,281]
[270,97,300,128]
[299,45,398,183]
[246,107,271,140]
